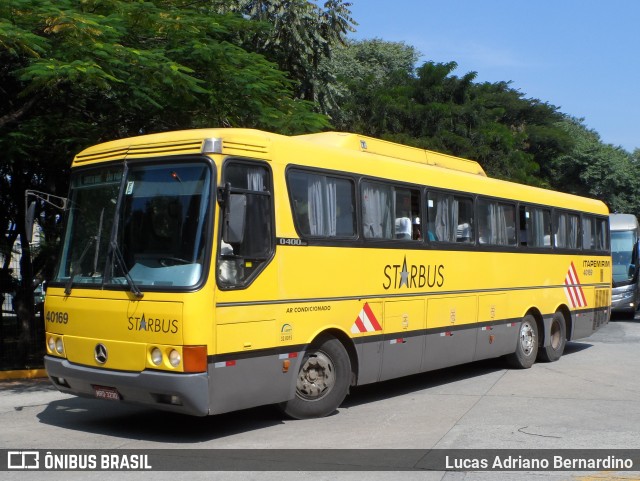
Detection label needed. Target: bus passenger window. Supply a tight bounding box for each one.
[478,199,516,246]
[427,192,473,243]
[519,206,528,246]
[582,216,594,250]
[362,182,394,239]
[524,206,551,248]
[555,212,567,248]
[595,217,609,251]
[554,212,579,249]
[287,171,355,238]
[567,214,579,248]
[394,188,421,241]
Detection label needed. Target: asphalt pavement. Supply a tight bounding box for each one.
[1,314,640,481]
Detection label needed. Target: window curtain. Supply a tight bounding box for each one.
[246,168,265,191]
[452,198,464,242]
[556,213,567,248]
[308,176,337,236]
[434,195,450,241]
[478,202,512,245]
[485,203,497,244]
[496,204,511,245]
[567,215,579,248]
[434,195,464,242]
[531,209,550,247]
[596,220,607,250]
[484,203,508,245]
[583,217,593,249]
[363,184,393,238]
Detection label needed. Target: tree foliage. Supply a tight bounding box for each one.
[0,0,329,361]
[215,0,356,112]
[551,117,640,214]
[328,43,572,185]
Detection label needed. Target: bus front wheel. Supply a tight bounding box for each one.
[507,314,538,369]
[280,335,351,420]
[537,311,566,362]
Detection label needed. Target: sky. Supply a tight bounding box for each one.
[348,0,640,153]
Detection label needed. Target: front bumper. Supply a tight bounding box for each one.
[45,355,210,416]
[611,287,638,313]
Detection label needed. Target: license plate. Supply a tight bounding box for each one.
[93,385,121,401]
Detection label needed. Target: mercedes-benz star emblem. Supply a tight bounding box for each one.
[94,343,108,364]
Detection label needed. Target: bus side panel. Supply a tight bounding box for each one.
[379,299,425,382]
[208,352,303,415]
[571,287,610,340]
[475,294,519,360]
[353,301,383,385]
[422,296,477,372]
[355,338,383,385]
[573,312,595,340]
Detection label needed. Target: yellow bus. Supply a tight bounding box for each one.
[43,128,611,419]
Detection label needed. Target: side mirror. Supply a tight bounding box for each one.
[629,264,637,278]
[225,194,247,244]
[221,183,246,245]
[24,189,69,243]
[25,201,36,243]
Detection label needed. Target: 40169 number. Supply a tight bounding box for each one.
[46,311,69,324]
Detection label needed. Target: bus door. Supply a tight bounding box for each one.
[212,160,287,412]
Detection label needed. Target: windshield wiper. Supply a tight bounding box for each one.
[101,160,142,299]
[109,241,144,299]
[64,237,95,295]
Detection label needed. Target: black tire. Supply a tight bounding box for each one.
[506,314,539,369]
[537,311,567,362]
[280,335,351,420]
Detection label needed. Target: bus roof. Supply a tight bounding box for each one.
[294,132,487,176]
[73,128,609,216]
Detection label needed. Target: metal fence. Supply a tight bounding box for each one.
[1,293,45,371]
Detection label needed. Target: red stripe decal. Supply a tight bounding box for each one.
[362,302,382,331]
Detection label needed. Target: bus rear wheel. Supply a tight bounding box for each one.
[280,335,351,420]
[507,314,538,369]
[537,311,566,362]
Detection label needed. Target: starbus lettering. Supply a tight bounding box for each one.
[127,314,179,334]
[383,256,445,290]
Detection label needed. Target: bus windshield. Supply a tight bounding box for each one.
[55,161,213,290]
[611,230,637,284]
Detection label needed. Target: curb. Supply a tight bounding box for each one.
[0,369,47,381]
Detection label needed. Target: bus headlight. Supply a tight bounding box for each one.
[55,338,64,355]
[48,336,56,353]
[169,350,181,368]
[151,348,163,366]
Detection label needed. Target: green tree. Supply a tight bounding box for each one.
[324,38,419,130]
[216,0,356,112]
[329,45,570,185]
[551,117,640,216]
[1,0,328,364]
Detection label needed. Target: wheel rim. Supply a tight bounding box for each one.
[296,351,335,401]
[549,319,561,349]
[519,321,535,356]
